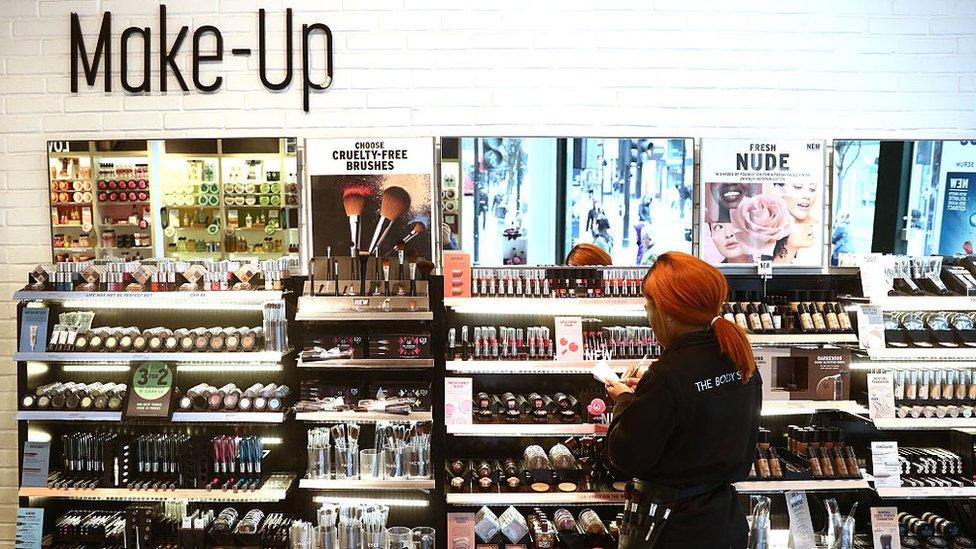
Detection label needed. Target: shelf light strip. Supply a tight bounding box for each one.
[312,496,429,508]
[62,364,132,372]
[176,364,283,372]
[61,300,264,311]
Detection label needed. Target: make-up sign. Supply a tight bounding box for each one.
[125,361,175,419]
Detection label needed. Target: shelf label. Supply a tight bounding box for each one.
[21,442,50,488]
[757,260,773,277]
[785,491,816,549]
[857,304,885,350]
[125,362,175,419]
[871,441,901,488]
[554,317,583,362]
[445,377,472,425]
[870,507,901,549]
[15,508,43,549]
[867,372,895,419]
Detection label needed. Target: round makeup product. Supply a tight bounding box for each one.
[530,482,550,493]
[612,481,628,492]
[557,482,577,492]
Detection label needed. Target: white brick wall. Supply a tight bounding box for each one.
[2,0,976,539]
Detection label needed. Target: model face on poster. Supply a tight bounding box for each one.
[708,183,753,221]
[773,179,819,222]
[709,222,751,263]
[773,218,816,263]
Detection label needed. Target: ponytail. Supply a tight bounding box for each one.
[711,317,756,383]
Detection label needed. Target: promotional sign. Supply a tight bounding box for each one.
[18,308,49,353]
[447,513,476,549]
[20,442,51,488]
[125,362,175,419]
[870,507,901,549]
[443,251,472,298]
[784,491,816,549]
[15,508,43,549]
[444,377,473,425]
[554,317,584,362]
[938,171,976,255]
[307,138,436,260]
[867,373,896,419]
[871,441,901,488]
[857,305,886,350]
[700,139,826,267]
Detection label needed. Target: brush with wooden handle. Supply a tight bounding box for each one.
[367,186,411,254]
[342,187,369,257]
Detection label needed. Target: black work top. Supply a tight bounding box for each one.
[608,329,763,548]
[608,329,763,489]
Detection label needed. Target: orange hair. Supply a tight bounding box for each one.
[642,252,755,382]
[566,243,612,266]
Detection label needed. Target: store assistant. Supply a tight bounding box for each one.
[605,252,762,549]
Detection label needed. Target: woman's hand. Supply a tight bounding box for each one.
[605,379,635,400]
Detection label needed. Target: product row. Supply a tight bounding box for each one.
[472,391,600,424]
[51,503,290,549]
[468,267,647,298]
[177,383,290,413]
[301,333,432,362]
[21,382,127,411]
[306,422,432,480]
[35,259,292,293]
[446,323,659,362]
[297,382,431,414]
[885,312,976,348]
[48,325,275,353]
[898,447,973,488]
[468,506,616,549]
[447,438,616,494]
[898,511,973,549]
[290,502,435,549]
[311,253,428,298]
[46,432,273,491]
[750,426,862,481]
[722,298,854,334]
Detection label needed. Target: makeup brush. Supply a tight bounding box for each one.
[342,187,369,256]
[357,252,370,296]
[381,258,391,296]
[406,249,419,297]
[400,221,426,246]
[367,186,411,254]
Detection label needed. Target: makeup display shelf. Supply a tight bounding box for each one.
[13,263,303,539]
[293,261,445,535]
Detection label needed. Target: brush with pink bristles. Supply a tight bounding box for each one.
[367,186,411,255]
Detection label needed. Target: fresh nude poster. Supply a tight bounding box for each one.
[700,138,826,268]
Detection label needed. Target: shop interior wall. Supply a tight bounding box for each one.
[2,0,976,540]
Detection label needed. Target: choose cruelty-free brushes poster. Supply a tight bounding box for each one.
[306,137,436,262]
[700,139,826,268]
[310,173,434,261]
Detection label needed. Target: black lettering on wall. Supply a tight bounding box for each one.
[302,22,334,113]
[259,8,293,90]
[159,4,189,92]
[70,11,112,92]
[120,26,151,93]
[192,25,224,92]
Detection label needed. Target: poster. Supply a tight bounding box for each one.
[19,308,49,353]
[937,171,976,255]
[700,139,826,267]
[307,138,436,261]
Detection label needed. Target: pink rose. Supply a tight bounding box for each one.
[730,194,793,257]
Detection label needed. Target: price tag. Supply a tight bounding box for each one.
[867,373,895,419]
[757,260,773,277]
[16,508,43,549]
[871,441,901,488]
[870,507,901,549]
[125,362,175,419]
[784,491,816,549]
